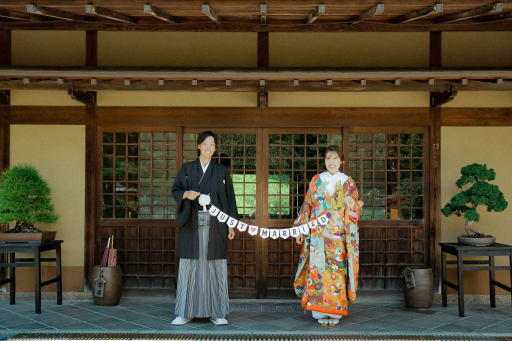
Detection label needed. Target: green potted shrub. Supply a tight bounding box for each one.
[441,163,508,246]
[0,165,59,241]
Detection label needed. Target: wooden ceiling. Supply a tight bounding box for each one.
[0,0,511,31]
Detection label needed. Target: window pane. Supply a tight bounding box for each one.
[101,131,177,219]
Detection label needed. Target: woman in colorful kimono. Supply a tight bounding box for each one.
[294,145,363,326]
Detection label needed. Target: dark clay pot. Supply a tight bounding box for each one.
[403,267,434,308]
[93,265,122,306]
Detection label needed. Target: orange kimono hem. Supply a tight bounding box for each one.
[301,292,349,316]
[303,303,349,317]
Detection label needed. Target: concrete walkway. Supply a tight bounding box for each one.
[0,296,511,339]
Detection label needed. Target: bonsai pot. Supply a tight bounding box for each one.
[0,231,56,242]
[457,235,495,246]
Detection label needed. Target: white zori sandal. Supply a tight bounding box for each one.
[328,317,340,326]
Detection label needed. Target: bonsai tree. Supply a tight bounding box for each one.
[0,165,58,233]
[441,163,508,237]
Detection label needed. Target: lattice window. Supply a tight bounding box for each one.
[348,132,425,221]
[268,133,342,219]
[102,132,177,219]
[183,133,257,219]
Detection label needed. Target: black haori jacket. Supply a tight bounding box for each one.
[172,159,238,260]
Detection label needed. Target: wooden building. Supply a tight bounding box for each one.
[0,0,511,298]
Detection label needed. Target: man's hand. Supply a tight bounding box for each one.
[228,228,236,240]
[296,234,304,245]
[183,190,200,200]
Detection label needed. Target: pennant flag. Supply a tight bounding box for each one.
[259,228,269,238]
[217,212,228,223]
[299,224,310,235]
[290,227,300,237]
[308,220,318,229]
[280,229,290,239]
[270,229,280,240]
[317,214,329,226]
[248,225,259,236]
[209,205,220,217]
[237,221,248,232]
[227,217,238,229]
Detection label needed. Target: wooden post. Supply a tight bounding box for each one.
[429,31,442,68]
[0,31,10,284]
[86,31,97,67]
[84,30,98,290]
[257,32,269,109]
[257,33,269,297]
[85,105,97,290]
[429,31,442,290]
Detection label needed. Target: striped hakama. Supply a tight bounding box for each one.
[175,221,229,319]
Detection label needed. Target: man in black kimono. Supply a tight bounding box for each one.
[171,131,237,325]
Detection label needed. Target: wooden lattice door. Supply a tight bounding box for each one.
[97,128,181,288]
[344,127,430,289]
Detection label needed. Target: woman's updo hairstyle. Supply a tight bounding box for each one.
[324,145,343,161]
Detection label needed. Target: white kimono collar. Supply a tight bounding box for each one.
[319,171,349,196]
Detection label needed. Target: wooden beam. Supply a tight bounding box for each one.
[12,106,512,128]
[1,68,512,82]
[68,87,96,105]
[10,106,86,124]
[9,106,431,127]
[95,107,431,127]
[394,3,443,24]
[3,78,512,92]
[202,4,219,24]
[0,8,46,21]
[0,31,10,66]
[86,30,97,67]
[436,2,504,23]
[430,85,457,107]
[306,4,325,24]
[2,18,512,32]
[441,108,512,126]
[476,11,512,22]
[260,3,267,25]
[26,3,86,21]
[85,4,136,24]
[143,4,178,24]
[351,3,384,24]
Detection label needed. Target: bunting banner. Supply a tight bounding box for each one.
[207,203,329,240]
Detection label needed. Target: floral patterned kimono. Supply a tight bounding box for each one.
[293,171,363,317]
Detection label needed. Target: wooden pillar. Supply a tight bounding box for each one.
[0,31,11,66]
[0,31,10,283]
[84,30,98,290]
[257,32,269,297]
[257,32,269,109]
[429,31,442,289]
[86,31,97,67]
[429,31,442,68]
